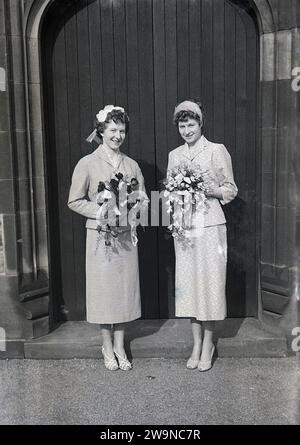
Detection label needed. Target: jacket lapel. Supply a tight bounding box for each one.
[115,153,125,171]
[180,135,209,162]
[94,145,124,171]
[181,143,190,161]
[190,135,209,162]
[94,145,114,167]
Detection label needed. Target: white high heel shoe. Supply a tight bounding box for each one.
[186,346,202,369]
[186,357,200,369]
[113,349,132,371]
[101,346,119,371]
[198,345,215,372]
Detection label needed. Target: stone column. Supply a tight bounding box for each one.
[0,0,50,358]
[257,0,300,339]
[0,0,24,357]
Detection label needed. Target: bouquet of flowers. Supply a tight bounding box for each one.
[96,172,148,248]
[163,163,209,241]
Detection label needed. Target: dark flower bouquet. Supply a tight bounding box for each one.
[96,172,147,247]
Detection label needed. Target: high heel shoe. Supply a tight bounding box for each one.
[186,357,200,369]
[113,349,132,371]
[101,346,119,371]
[198,345,215,372]
[186,346,202,369]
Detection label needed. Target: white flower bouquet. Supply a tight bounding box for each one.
[163,163,209,240]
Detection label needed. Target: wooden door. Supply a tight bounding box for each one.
[42,0,258,322]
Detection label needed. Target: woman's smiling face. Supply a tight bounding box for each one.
[101,120,126,151]
[178,118,202,146]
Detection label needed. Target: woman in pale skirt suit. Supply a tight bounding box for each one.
[68,106,147,371]
[168,100,238,371]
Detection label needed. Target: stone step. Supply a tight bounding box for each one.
[23,318,288,359]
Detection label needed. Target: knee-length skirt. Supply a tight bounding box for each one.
[174,224,227,321]
[86,228,141,324]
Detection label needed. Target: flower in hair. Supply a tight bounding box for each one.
[96,105,125,123]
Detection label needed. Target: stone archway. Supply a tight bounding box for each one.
[18,0,294,339]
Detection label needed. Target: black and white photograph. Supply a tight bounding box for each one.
[0,0,299,429]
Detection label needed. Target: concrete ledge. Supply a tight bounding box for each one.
[23,318,288,359]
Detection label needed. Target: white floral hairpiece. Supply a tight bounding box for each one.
[86,105,126,143]
[96,105,125,123]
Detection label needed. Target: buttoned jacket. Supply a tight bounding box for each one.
[167,135,238,227]
[68,145,146,230]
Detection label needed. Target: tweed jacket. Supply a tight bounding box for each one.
[167,135,238,227]
[68,145,146,230]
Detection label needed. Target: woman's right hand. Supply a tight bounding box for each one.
[204,185,223,200]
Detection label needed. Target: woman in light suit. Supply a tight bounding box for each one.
[68,106,147,371]
[168,99,238,371]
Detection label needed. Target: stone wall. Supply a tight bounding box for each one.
[256,0,300,336]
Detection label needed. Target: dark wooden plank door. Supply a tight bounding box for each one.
[42,0,258,322]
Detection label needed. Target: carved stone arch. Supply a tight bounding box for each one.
[25,0,54,38]
[224,0,274,34]
[248,0,276,33]
[21,0,277,338]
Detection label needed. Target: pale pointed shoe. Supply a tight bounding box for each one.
[186,357,200,369]
[198,345,215,372]
[113,349,132,371]
[101,346,119,371]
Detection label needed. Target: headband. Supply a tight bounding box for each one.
[86,105,126,143]
[174,101,202,118]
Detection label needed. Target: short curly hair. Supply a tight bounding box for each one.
[95,109,130,140]
[173,99,205,128]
